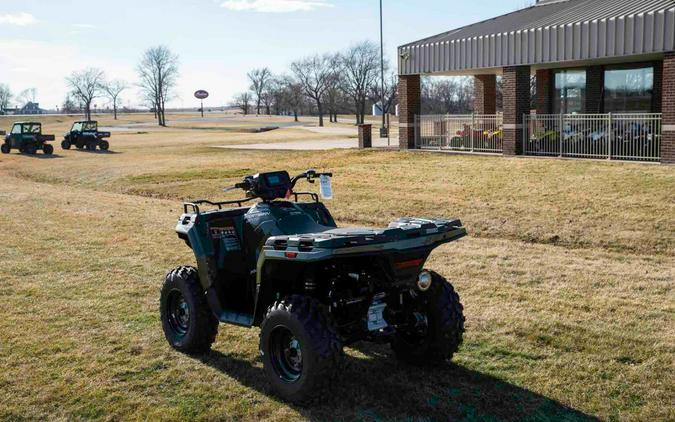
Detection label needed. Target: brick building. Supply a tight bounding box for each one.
[398,0,675,164]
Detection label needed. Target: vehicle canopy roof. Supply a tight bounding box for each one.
[74,120,98,124]
[14,122,41,126]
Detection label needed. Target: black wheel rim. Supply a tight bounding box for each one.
[269,326,303,383]
[167,290,190,336]
[399,310,430,345]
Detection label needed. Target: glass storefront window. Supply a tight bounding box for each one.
[604,66,653,113]
[554,69,586,114]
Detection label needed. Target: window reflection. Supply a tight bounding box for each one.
[604,66,653,113]
[554,69,586,114]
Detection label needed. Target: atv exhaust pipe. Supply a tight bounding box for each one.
[417,271,432,292]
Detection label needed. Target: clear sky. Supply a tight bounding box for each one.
[0,0,532,110]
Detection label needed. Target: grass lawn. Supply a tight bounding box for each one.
[0,113,673,421]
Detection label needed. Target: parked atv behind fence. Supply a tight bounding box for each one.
[1,122,55,155]
[62,121,111,151]
[160,170,467,403]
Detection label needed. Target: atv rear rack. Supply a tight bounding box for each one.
[183,192,320,214]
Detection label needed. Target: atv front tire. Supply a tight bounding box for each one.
[0,143,9,154]
[260,295,344,404]
[160,266,218,354]
[61,140,71,150]
[391,271,464,364]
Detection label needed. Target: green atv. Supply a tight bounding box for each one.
[61,121,111,151]
[1,122,55,155]
[160,169,467,403]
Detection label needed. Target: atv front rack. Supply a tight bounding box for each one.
[183,192,320,214]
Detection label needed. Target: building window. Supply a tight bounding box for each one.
[603,66,654,113]
[554,69,586,114]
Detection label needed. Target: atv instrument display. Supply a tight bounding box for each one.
[160,170,467,403]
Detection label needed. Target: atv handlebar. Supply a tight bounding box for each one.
[290,169,332,189]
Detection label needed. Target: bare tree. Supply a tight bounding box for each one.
[261,79,277,115]
[0,84,12,112]
[326,80,348,123]
[66,68,105,120]
[137,46,179,126]
[291,54,337,127]
[232,92,252,115]
[422,77,474,115]
[369,72,398,116]
[279,77,307,122]
[62,94,80,114]
[341,41,380,124]
[17,88,37,106]
[248,67,272,115]
[103,80,128,120]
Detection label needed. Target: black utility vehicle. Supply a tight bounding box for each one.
[160,170,467,403]
[62,121,111,151]
[1,122,55,155]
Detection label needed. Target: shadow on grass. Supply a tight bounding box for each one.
[7,152,64,159]
[198,342,599,422]
[70,149,122,154]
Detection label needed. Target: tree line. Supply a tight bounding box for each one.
[232,40,398,127]
[64,45,178,126]
[1,45,178,127]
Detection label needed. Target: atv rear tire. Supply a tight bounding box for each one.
[260,295,344,404]
[99,140,109,151]
[1,143,9,154]
[160,266,218,354]
[43,144,53,155]
[61,140,71,150]
[391,271,464,364]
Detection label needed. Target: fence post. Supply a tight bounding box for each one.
[607,112,612,160]
[470,113,475,152]
[414,115,419,148]
[558,113,564,157]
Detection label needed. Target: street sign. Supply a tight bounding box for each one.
[194,90,209,100]
[194,90,209,117]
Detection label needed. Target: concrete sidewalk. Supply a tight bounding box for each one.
[216,137,396,151]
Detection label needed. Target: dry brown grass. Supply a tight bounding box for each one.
[0,113,673,421]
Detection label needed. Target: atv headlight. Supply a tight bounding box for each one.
[417,271,432,292]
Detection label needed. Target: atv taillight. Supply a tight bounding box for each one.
[285,252,298,259]
[394,258,424,270]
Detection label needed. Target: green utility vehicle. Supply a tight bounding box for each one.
[62,121,111,151]
[1,122,55,155]
[160,169,467,403]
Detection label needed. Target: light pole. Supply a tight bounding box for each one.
[379,0,388,143]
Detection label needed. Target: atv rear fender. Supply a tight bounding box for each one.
[252,217,466,324]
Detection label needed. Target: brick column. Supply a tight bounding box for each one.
[474,75,497,114]
[662,52,675,164]
[536,69,552,115]
[398,74,421,149]
[502,66,531,155]
[358,124,372,148]
[653,60,663,113]
[586,65,604,113]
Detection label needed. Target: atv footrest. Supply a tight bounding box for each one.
[218,311,254,327]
